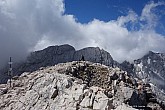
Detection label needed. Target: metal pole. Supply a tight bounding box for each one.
[8,57,13,87]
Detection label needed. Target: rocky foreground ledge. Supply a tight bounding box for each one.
[0,61,165,110]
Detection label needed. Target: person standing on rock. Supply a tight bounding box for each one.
[80,55,85,61]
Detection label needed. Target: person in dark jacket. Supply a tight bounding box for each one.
[80,55,85,61]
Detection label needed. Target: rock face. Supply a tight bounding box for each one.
[134,51,165,89]
[0,61,164,110]
[16,44,76,74]
[0,44,114,83]
[119,51,165,107]
[0,45,165,109]
[73,47,113,66]
[132,51,165,101]
[24,44,113,72]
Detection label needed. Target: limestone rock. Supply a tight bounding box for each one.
[0,61,164,110]
[0,44,114,84]
[0,62,114,110]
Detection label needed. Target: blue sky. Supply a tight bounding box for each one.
[65,0,165,35]
[0,0,165,67]
[64,0,146,23]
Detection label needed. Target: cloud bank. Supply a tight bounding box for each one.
[0,0,165,68]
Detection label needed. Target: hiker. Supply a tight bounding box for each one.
[80,55,85,61]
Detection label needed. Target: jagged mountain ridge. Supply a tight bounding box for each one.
[0,61,164,110]
[17,44,114,73]
[133,51,165,94]
[119,51,165,97]
[0,44,114,83]
[0,44,165,95]
[0,44,165,109]
[134,51,165,80]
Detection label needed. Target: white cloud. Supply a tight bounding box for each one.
[117,10,138,27]
[0,0,165,68]
[140,1,165,29]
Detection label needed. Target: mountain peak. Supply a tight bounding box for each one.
[37,44,75,52]
[0,44,114,84]
[148,50,155,54]
[0,61,164,110]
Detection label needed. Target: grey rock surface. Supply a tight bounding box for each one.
[119,51,165,105]
[0,61,164,110]
[132,51,165,103]
[0,44,114,84]
[0,45,165,109]
[134,51,165,89]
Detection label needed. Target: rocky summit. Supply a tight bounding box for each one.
[0,44,113,84]
[18,44,113,73]
[0,61,164,110]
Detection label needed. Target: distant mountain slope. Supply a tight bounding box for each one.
[0,45,165,97]
[133,51,165,92]
[18,44,114,73]
[119,51,165,100]
[0,44,114,83]
[73,47,114,66]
